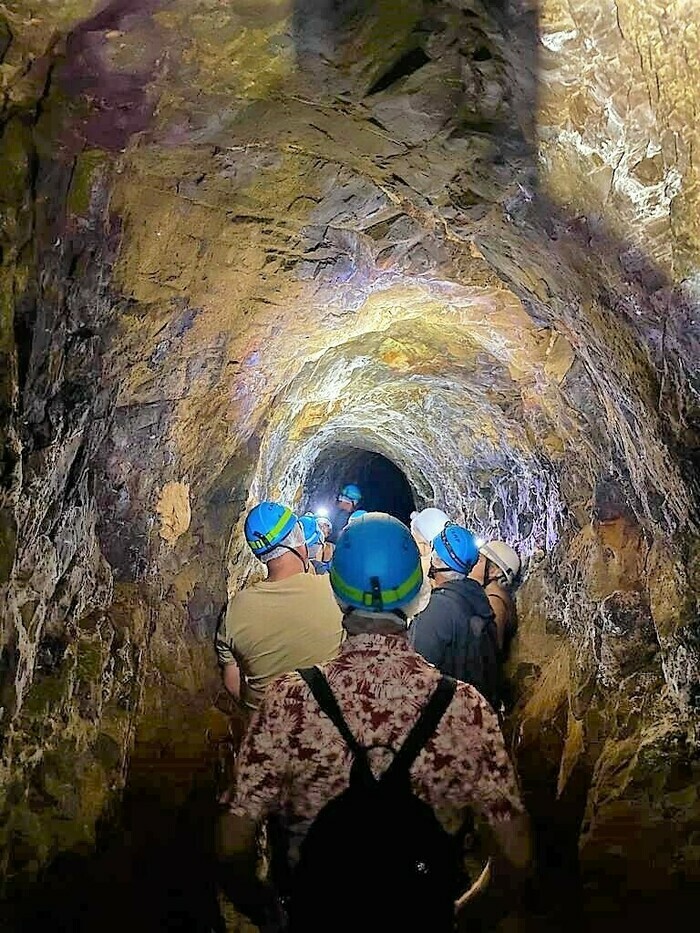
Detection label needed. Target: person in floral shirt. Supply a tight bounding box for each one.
[218,513,532,931]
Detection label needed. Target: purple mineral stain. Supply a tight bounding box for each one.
[58,0,166,152]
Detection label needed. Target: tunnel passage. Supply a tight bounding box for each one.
[305,446,416,524]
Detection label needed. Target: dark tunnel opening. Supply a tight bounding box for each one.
[306,447,416,525]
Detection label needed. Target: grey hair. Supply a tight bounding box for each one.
[431,556,464,583]
[340,608,408,636]
[259,520,305,563]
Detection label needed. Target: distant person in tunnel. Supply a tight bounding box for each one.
[328,482,362,541]
[409,524,501,711]
[299,513,328,575]
[315,511,335,565]
[218,513,531,932]
[471,540,521,656]
[215,502,343,709]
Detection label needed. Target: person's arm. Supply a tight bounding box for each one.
[215,609,243,699]
[222,660,241,698]
[216,812,282,929]
[455,813,532,930]
[217,686,290,929]
[453,692,533,929]
[409,593,450,669]
[484,583,513,652]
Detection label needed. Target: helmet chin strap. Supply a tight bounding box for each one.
[482,557,500,587]
[279,542,310,573]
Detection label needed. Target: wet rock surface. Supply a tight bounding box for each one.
[0,0,698,929]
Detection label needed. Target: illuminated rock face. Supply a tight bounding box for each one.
[0,0,698,926]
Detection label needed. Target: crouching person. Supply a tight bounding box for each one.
[218,513,531,932]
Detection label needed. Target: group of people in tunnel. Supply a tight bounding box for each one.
[215,482,530,932]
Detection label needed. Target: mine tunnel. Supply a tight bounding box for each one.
[305,447,417,524]
[1,0,699,932]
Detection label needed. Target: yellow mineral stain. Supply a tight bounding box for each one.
[156,481,192,544]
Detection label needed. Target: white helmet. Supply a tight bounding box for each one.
[410,508,449,544]
[479,540,521,585]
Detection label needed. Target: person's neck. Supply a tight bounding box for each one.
[343,611,407,636]
[264,553,307,583]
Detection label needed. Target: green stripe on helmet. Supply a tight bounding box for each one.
[331,562,422,609]
[246,506,296,550]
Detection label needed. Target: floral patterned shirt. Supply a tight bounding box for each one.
[230,633,524,866]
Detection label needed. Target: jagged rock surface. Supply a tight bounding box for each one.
[0,0,698,928]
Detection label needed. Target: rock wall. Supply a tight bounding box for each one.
[0,7,229,907]
[507,484,699,926]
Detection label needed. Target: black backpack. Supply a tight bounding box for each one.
[286,668,462,933]
[438,585,501,710]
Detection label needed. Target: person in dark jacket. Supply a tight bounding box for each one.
[327,483,362,543]
[409,523,501,710]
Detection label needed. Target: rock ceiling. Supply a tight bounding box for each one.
[3,0,698,556]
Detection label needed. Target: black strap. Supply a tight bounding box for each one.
[298,667,363,756]
[384,676,457,781]
[298,667,456,785]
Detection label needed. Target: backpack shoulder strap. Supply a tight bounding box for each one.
[383,676,457,781]
[297,666,362,756]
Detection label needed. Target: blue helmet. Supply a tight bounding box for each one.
[432,523,479,574]
[299,514,322,547]
[330,513,422,613]
[244,501,299,557]
[347,509,368,524]
[338,483,362,505]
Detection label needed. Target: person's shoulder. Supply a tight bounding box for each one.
[415,585,457,619]
[449,578,493,615]
[430,584,456,601]
[226,583,263,610]
[448,679,499,727]
[303,571,338,598]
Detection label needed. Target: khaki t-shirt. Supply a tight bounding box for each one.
[216,572,344,707]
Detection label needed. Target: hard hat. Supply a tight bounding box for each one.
[479,540,521,585]
[300,514,322,547]
[330,513,422,613]
[316,513,333,534]
[347,509,368,523]
[432,523,479,574]
[410,507,449,543]
[299,514,322,548]
[244,501,299,557]
[338,483,362,504]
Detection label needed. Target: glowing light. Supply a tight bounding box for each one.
[316,506,330,518]
[475,536,486,548]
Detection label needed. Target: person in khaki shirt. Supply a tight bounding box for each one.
[216,501,343,709]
